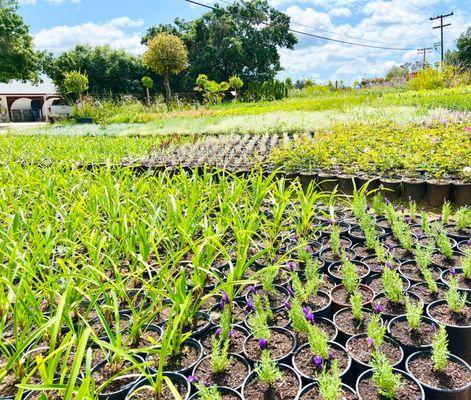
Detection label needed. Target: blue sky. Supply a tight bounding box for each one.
[19,0,471,84]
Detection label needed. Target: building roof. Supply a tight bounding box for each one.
[0,78,57,95]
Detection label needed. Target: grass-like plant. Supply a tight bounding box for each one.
[455,207,471,231]
[371,352,402,400]
[405,297,423,330]
[432,324,448,372]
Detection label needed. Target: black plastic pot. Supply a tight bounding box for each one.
[299,171,318,192]
[387,315,434,360]
[200,324,249,356]
[457,240,471,254]
[317,172,338,193]
[125,372,190,400]
[427,300,471,364]
[330,284,374,314]
[402,177,427,202]
[241,364,301,400]
[409,281,447,306]
[327,260,370,285]
[379,177,402,201]
[292,341,351,383]
[406,351,471,400]
[188,311,212,339]
[355,174,380,195]
[426,179,451,206]
[398,260,442,285]
[332,307,374,345]
[452,181,471,207]
[192,353,251,391]
[337,174,356,195]
[296,381,356,400]
[356,368,425,400]
[371,292,420,322]
[189,387,242,400]
[440,269,471,301]
[243,326,296,365]
[95,355,145,400]
[148,338,203,375]
[244,284,291,312]
[366,273,411,297]
[346,333,403,384]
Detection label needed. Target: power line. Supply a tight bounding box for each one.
[185,0,422,51]
[430,12,454,62]
[417,47,433,68]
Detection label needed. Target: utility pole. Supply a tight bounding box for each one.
[430,12,453,63]
[417,47,433,68]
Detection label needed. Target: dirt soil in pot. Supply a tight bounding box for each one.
[193,356,249,389]
[244,368,299,400]
[347,336,402,366]
[389,320,434,347]
[245,330,293,361]
[357,375,422,400]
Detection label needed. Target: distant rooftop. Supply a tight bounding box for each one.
[0,77,57,95]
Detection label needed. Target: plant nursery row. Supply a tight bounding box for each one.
[0,167,470,400]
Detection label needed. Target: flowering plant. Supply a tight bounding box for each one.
[381,267,404,304]
[432,325,448,372]
[255,350,283,385]
[405,297,423,330]
[445,276,467,313]
[372,352,402,399]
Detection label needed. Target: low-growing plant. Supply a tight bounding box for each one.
[307,323,330,361]
[351,292,364,323]
[445,276,467,313]
[415,245,433,270]
[455,207,471,231]
[291,259,322,303]
[367,314,386,349]
[195,384,223,400]
[289,297,312,334]
[442,201,452,224]
[381,267,404,304]
[405,297,423,330]
[463,251,471,279]
[211,336,232,374]
[436,230,454,260]
[255,350,283,385]
[318,359,342,400]
[422,267,439,294]
[248,295,272,340]
[330,224,341,256]
[342,259,360,295]
[372,352,403,400]
[432,325,448,372]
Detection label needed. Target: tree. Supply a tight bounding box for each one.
[44,45,150,98]
[143,33,188,104]
[63,71,89,101]
[141,76,154,106]
[0,0,41,83]
[143,0,297,92]
[455,27,471,68]
[229,75,244,102]
[195,74,230,104]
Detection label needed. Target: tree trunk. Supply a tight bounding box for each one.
[163,70,172,104]
[146,87,151,107]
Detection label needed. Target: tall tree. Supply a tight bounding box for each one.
[143,0,297,92]
[445,27,471,69]
[44,45,152,98]
[143,33,188,103]
[0,0,41,83]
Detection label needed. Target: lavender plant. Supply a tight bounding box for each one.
[308,323,330,361]
[291,259,322,303]
[381,267,404,304]
[330,224,341,256]
[442,201,452,225]
[211,336,232,374]
[342,259,360,295]
[436,230,454,260]
[445,276,467,313]
[455,207,471,231]
[367,314,386,349]
[255,350,283,385]
[351,292,364,323]
[318,359,342,400]
[463,251,471,279]
[432,325,448,372]
[372,353,402,400]
[405,297,423,330]
[195,384,223,400]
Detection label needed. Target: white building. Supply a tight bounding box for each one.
[0,79,60,123]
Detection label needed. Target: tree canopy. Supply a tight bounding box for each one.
[143,0,297,92]
[0,0,42,83]
[44,45,151,98]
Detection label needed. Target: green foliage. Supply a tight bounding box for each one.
[436,230,454,260]
[45,45,149,98]
[307,324,329,359]
[143,0,297,92]
[248,294,271,340]
[211,336,231,374]
[415,245,433,270]
[318,359,342,400]
[405,297,423,330]
[195,74,230,104]
[63,71,89,99]
[367,314,386,349]
[196,384,223,400]
[0,0,41,83]
[255,350,283,386]
[442,202,452,224]
[381,267,404,304]
[463,251,471,280]
[408,68,444,90]
[243,79,289,102]
[432,325,448,373]
[422,267,439,294]
[289,297,311,334]
[291,260,322,303]
[141,76,154,89]
[229,75,244,101]
[445,276,467,313]
[342,259,360,294]
[350,292,363,323]
[372,353,402,400]
[455,207,471,231]
[330,225,341,256]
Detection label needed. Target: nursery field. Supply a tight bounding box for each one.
[0,165,470,400]
[1,85,471,400]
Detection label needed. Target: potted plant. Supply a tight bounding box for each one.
[320,224,355,265]
[406,325,471,400]
[189,384,242,400]
[446,207,471,241]
[440,252,471,300]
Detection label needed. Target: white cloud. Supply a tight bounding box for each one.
[34,17,145,54]
[329,7,351,17]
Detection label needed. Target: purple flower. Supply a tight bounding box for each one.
[287,285,294,296]
[219,291,229,309]
[385,197,390,205]
[367,337,374,347]
[287,261,296,271]
[450,268,457,276]
[302,306,315,323]
[284,300,292,310]
[404,216,411,223]
[228,330,235,338]
[245,300,255,312]
[305,244,313,253]
[215,327,222,337]
[365,205,371,211]
[431,322,437,332]
[328,351,336,360]
[248,285,256,294]
[374,303,384,314]
[467,239,471,246]
[465,127,471,132]
[293,234,299,242]
[386,261,393,269]
[187,375,198,383]
[259,338,268,349]
[313,355,323,369]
